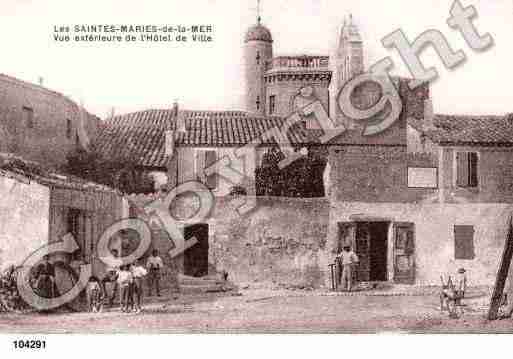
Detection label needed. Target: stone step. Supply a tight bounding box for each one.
[179,278,222,286]
[179,283,230,294]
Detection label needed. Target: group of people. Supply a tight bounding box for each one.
[89,249,165,313]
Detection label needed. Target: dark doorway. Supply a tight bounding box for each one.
[184,223,209,277]
[368,222,389,281]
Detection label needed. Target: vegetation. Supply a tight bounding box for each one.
[62,146,155,194]
[255,146,327,198]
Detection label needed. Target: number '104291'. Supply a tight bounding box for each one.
[13,340,46,349]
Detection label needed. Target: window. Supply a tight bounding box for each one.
[67,208,85,261]
[66,119,72,139]
[256,96,260,111]
[256,51,261,65]
[456,152,478,188]
[22,106,34,128]
[269,95,276,115]
[454,225,475,260]
[195,149,218,190]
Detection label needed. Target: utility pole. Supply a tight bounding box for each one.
[488,217,513,320]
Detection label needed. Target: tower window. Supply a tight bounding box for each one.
[23,106,34,128]
[256,96,260,110]
[66,119,72,139]
[269,95,276,115]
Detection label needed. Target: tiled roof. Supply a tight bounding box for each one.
[94,110,313,168]
[409,114,513,146]
[0,152,119,194]
[95,107,513,169]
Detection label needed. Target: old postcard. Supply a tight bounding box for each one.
[1,0,513,345]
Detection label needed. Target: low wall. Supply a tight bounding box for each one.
[209,197,330,288]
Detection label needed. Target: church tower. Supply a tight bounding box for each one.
[244,1,273,115]
[334,15,364,119]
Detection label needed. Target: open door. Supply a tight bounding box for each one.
[184,223,209,277]
[393,222,415,284]
[338,222,369,282]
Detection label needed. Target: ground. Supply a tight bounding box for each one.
[1,286,513,333]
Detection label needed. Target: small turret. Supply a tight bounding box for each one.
[244,1,273,115]
[334,14,364,120]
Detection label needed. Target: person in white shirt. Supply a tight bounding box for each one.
[101,249,123,306]
[117,265,134,312]
[337,245,359,292]
[130,260,148,313]
[146,249,164,297]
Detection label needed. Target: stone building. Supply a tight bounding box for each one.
[0,74,99,168]
[94,12,513,288]
[0,153,127,280]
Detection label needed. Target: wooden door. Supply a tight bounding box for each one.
[393,222,415,284]
[355,223,371,282]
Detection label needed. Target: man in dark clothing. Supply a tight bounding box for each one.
[146,249,164,297]
[34,255,56,299]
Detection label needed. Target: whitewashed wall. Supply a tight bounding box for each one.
[0,174,50,270]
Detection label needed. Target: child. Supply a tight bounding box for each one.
[86,276,103,313]
[117,265,133,312]
[130,260,148,313]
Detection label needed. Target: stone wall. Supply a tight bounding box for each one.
[209,197,330,288]
[0,74,98,168]
[440,146,513,203]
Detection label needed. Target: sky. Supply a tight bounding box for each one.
[0,0,511,119]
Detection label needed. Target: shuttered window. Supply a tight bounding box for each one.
[269,95,276,115]
[196,150,218,190]
[454,225,475,260]
[456,152,478,188]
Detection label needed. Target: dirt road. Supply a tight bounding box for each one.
[0,289,511,333]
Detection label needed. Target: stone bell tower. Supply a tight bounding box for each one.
[334,15,364,120]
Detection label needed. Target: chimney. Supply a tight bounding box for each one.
[423,98,435,131]
[38,77,44,86]
[174,99,186,133]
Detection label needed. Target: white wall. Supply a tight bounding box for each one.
[0,174,50,270]
[328,202,513,285]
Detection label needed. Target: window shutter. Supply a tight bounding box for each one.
[456,152,469,187]
[468,152,478,187]
[195,150,206,183]
[454,225,475,260]
[205,150,218,189]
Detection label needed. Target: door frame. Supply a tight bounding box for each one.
[392,222,416,284]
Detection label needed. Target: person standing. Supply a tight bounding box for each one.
[337,245,359,292]
[146,249,164,297]
[101,249,123,307]
[34,255,57,310]
[117,265,133,312]
[130,260,148,313]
